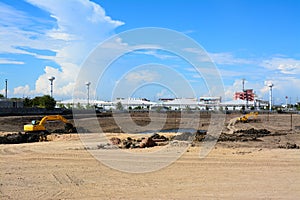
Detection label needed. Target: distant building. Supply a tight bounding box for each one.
[158,98,198,110]
[59,99,114,109]
[199,96,221,104]
[221,99,253,111]
[114,98,155,110]
[158,98,175,102]
[234,89,255,101]
[0,99,24,108]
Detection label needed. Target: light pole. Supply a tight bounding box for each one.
[242,78,248,109]
[48,76,55,98]
[268,83,274,111]
[85,82,91,106]
[5,79,7,99]
[242,78,245,91]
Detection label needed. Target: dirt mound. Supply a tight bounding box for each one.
[194,130,207,142]
[0,132,47,144]
[150,133,168,141]
[170,130,207,143]
[234,128,270,135]
[173,132,194,141]
[278,142,300,149]
[97,133,171,149]
[51,126,89,134]
[140,137,157,148]
[219,128,271,142]
[110,137,121,145]
[0,124,89,144]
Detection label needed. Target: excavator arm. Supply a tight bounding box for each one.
[39,115,70,125]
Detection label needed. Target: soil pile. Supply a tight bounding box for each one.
[98,133,171,149]
[0,132,47,144]
[278,142,300,149]
[219,128,271,142]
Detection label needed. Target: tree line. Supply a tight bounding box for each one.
[23,95,56,110]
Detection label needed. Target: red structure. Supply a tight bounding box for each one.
[234,89,255,101]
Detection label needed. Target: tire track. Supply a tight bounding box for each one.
[52,172,83,186]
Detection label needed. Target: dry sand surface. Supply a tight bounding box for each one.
[1,113,300,199]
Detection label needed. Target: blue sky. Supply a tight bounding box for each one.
[1,0,300,104]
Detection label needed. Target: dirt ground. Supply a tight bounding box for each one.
[0,112,300,199]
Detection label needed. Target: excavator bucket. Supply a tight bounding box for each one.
[65,123,76,133]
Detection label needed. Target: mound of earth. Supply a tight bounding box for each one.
[0,132,47,144]
[219,128,272,142]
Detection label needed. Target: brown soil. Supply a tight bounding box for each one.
[0,112,300,199]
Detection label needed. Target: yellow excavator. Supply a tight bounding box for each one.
[238,112,259,123]
[24,115,74,135]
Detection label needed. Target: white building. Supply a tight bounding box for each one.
[220,99,253,111]
[220,99,268,111]
[113,98,155,110]
[59,99,113,109]
[156,98,199,110]
[58,96,269,111]
[199,96,221,104]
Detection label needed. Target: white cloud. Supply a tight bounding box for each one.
[2,0,124,98]
[183,48,211,62]
[260,57,300,75]
[0,59,24,65]
[46,31,75,41]
[125,70,160,84]
[0,2,55,55]
[156,89,174,99]
[134,49,178,60]
[224,80,243,100]
[181,30,196,34]
[183,48,253,66]
[13,85,34,96]
[218,69,244,77]
[209,52,253,65]
[0,89,8,96]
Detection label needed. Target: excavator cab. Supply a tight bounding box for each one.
[24,122,47,132]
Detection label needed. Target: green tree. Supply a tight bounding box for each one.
[24,95,56,110]
[23,97,32,107]
[156,106,162,112]
[66,103,72,109]
[43,95,56,110]
[77,102,83,109]
[134,106,142,110]
[116,102,123,110]
[57,103,66,109]
[185,105,191,112]
[0,94,4,98]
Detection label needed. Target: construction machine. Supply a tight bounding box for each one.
[24,115,74,138]
[238,112,259,123]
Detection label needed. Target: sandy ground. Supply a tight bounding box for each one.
[1,136,299,199]
[1,113,300,199]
